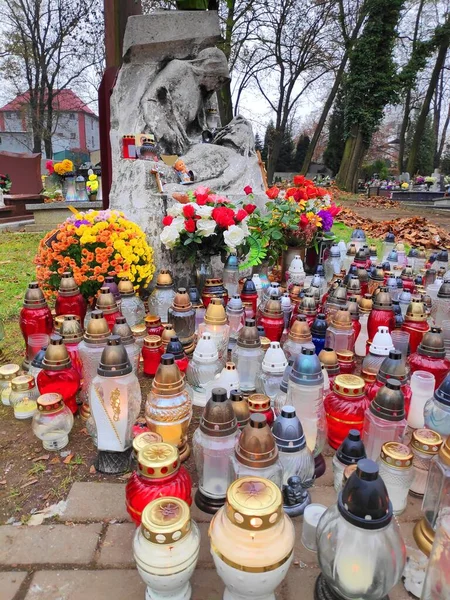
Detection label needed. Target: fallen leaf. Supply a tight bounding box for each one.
[63,454,74,464]
[89,465,96,474]
[49,457,61,464]
[0,480,6,485]
[33,455,50,462]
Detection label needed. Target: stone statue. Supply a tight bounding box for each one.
[282,475,313,517]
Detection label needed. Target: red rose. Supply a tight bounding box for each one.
[299,214,309,228]
[212,206,236,228]
[244,203,256,215]
[184,218,196,233]
[327,203,341,217]
[293,175,306,186]
[46,160,54,175]
[306,186,319,199]
[244,185,253,195]
[162,215,173,226]
[287,187,307,202]
[266,186,280,199]
[194,185,210,205]
[235,209,248,223]
[316,187,327,197]
[196,196,207,206]
[183,204,195,218]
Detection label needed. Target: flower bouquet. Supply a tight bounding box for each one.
[0,173,12,193]
[160,186,256,262]
[86,173,99,199]
[35,209,155,301]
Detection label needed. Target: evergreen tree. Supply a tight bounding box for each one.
[405,114,436,175]
[323,86,346,175]
[292,135,311,171]
[261,121,275,162]
[254,132,264,152]
[275,127,295,171]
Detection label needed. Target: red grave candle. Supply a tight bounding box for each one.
[258,298,284,342]
[240,278,259,317]
[367,289,395,343]
[145,315,165,338]
[408,327,450,389]
[55,272,87,325]
[401,299,430,354]
[247,393,274,426]
[142,336,164,377]
[19,283,53,347]
[95,287,121,331]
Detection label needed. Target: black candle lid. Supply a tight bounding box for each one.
[336,430,366,465]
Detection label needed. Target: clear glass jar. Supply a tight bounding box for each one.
[408,371,435,429]
[32,392,74,450]
[226,295,245,348]
[147,277,175,323]
[424,374,450,439]
[229,454,283,488]
[409,429,443,498]
[9,374,39,419]
[231,320,264,393]
[421,509,450,600]
[377,442,413,515]
[120,295,146,327]
[324,316,355,353]
[167,288,196,353]
[185,333,221,407]
[420,440,450,535]
[198,299,230,364]
[78,310,111,407]
[0,364,20,406]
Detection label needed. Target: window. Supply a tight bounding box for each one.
[70,133,76,140]
[69,113,76,120]
[5,112,12,119]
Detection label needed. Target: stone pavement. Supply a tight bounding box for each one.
[0,456,421,600]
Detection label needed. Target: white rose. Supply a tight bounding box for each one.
[196,204,213,218]
[223,224,245,249]
[160,225,180,249]
[196,219,217,237]
[171,217,185,232]
[167,203,183,217]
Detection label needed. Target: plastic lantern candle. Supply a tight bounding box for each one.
[324,244,343,282]
[230,389,250,428]
[19,282,53,355]
[316,460,406,600]
[377,442,413,515]
[332,430,366,492]
[283,315,313,361]
[32,392,74,450]
[231,319,264,394]
[201,278,228,308]
[37,334,80,414]
[420,509,450,600]
[112,316,141,374]
[117,277,146,327]
[0,363,20,406]
[324,374,369,450]
[409,428,443,498]
[133,497,200,600]
[311,314,328,355]
[287,254,306,287]
[193,387,239,513]
[318,348,340,387]
[131,323,146,355]
[274,359,294,417]
[424,373,450,439]
[209,476,295,600]
[343,243,356,273]
[226,295,245,348]
[59,315,83,378]
[325,308,355,353]
[349,228,366,252]
[198,298,230,364]
[95,287,121,331]
[382,232,396,261]
[400,266,415,294]
[145,315,164,338]
[55,272,87,325]
[362,380,407,461]
[324,284,348,321]
[89,335,141,473]
[167,288,196,355]
[166,337,189,373]
[223,254,239,298]
[272,406,315,515]
[230,414,283,487]
[280,293,292,332]
[336,350,355,375]
[414,437,450,556]
[361,326,394,382]
[186,333,221,407]
[287,348,327,477]
[256,342,288,404]
[398,290,412,317]
[240,277,258,316]
[347,297,361,341]
[402,298,430,353]
[258,297,284,342]
[409,327,450,389]
[408,370,436,429]
[366,349,412,415]
[9,374,39,419]
[126,442,192,525]
[298,295,317,328]
[147,270,176,323]
[146,354,192,462]
[161,324,175,351]
[103,275,121,306]
[247,393,274,426]
[216,361,240,395]
[431,279,450,326]
[367,288,395,345]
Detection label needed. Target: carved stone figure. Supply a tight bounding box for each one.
[282,475,312,517]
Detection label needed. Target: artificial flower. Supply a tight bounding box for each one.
[244,185,253,195]
[195,205,214,218]
[224,225,245,249]
[160,225,180,248]
[162,215,173,226]
[235,209,248,223]
[46,160,54,174]
[317,209,333,232]
[196,219,217,237]
[266,186,280,199]
[194,186,210,205]
[185,218,196,233]
[171,217,185,232]
[167,203,184,217]
[212,206,235,228]
[244,203,257,215]
[183,204,196,218]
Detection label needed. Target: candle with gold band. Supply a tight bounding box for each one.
[9,374,39,419]
[0,363,20,406]
[32,392,74,450]
[147,270,175,324]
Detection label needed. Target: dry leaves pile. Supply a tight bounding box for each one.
[336,208,450,249]
[354,196,401,209]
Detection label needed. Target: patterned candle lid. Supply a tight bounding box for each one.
[132,431,163,456]
[95,287,119,314]
[145,315,162,328]
[37,393,65,413]
[226,477,283,531]
[137,443,180,479]
[143,335,162,349]
[247,394,271,412]
[0,364,20,381]
[336,350,355,365]
[11,374,35,391]
[131,323,147,339]
[141,497,191,544]
[411,429,443,455]
[380,442,413,469]
[333,374,365,397]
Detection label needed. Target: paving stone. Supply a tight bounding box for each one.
[0,524,102,566]
[197,522,213,565]
[63,482,130,522]
[190,488,213,523]
[24,570,145,600]
[97,523,137,567]
[0,572,28,600]
[309,485,337,508]
[191,567,223,600]
[397,493,423,523]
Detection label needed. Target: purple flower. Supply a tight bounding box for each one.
[318,209,333,232]
[74,219,90,227]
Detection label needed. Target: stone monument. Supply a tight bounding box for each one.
[109,11,266,279]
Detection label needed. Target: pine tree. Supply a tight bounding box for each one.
[292,135,310,171]
[275,128,295,172]
[323,86,346,175]
[254,132,264,152]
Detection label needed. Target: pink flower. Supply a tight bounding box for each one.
[194,186,210,204]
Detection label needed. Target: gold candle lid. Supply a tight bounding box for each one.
[380,442,413,469]
[0,364,20,381]
[141,497,191,544]
[333,374,365,396]
[95,287,119,315]
[230,390,250,428]
[225,477,283,531]
[137,443,180,479]
[37,392,64,413]
[42,334,71,370]
[58,272,80,296]
[171,288,193,312]
[161,324,175,346]
[83,310,111,345]
[405,299,427,322]
[112,316,134,345]
[343,464,358,486]
[235,413,278,468]
[336,350,355,364]
[54,314,66,331]
[23,282,47,308]
[11,374,35,391]
[59,315,83,344]
[156,270,174,288]
[151,354,185,395]
[260,337,271,351]
[289,316,312,343]
[248,393,271,413]
[144,335,162,349]
[411,429,443,455]
[204,298,227,325]
[439,437,450,466]
[131,323,147,339]
[145,315,162,328]
[118,277,135,297]
[133,431,163,456]
[331,308,353,330]
[261,298,283,318]
[318,348,339,367]
[358,294,373,314]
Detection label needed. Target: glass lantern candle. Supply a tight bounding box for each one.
[161,324,175,351]
[311,313,328,355]
[287,348,327,477]
[324,284,348,322]
[401,266,415,294]
[343,243,357,273]
[377,441,413,515]
[248,393,274,426]
[55,271,87,325]
[202,278,228,308]
[95,286,122,331]
[198,298,230,364]
[414,437,450,556]
[409,428,443,498]
[223,254,239,298]
[382,232,396,261]
[324,374,369,450]
[336,350,355,374]
[287,254,306,288]
[431,279,450,326]
[112,316,141,374]
[126,442,192,525]
[362,380,408,461]
[32,392,74,450]
[103,274,121,306]
[256,341,288,405]
[325,308,355,353]
[402,298,430,353]
[361,326,394,382]
[347,297,361,340]
[324,244,343,282]
[398,290,412,317]
[188,286,205,333]
[0,363,20,406]
[420,508,450,600]
[89,335,141,473]
[230,414,283,487]
[283,315,313,361]
[133,497,200,600]
[28,345,47,382]
[145,315,165,338]
[209,476,295,600]
[274,359,294,417]
[354,298,371,357]
[9,374,39,419]
[367,287,395,344]
[148,270,176,323]
[366,349,412,415]
[424,373,450,440]
[251,274,263,307]
[59,315,83,378]
[117,277,146,327]
[166,337,189,373]
[167,288,196,355]
[142,336,163,377]
[272,406,315,515]
[280,292,293,332]
[19,282,53,354]
[297,295,317,328]
[408,371,435,430]
[186,333,221,407]
[230,389,250,428]
[409,327,450,389]
[226,295,245,349]
[193,387,240,513]
[231,319,264,393]
[332,430,366,492]
[316,459,406,600]
[258,297,284,342]
[37,334,81,415]
[240,277,258,316]
[146,354,192,462]
[216,361,240,394]
[78,310,111,416]
[131,322,147,356]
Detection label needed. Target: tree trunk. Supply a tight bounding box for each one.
[406,39,450,176]
[267,128,283,185]
[217,83,234,126]
[335,124,366,192]
[437,102,450,166]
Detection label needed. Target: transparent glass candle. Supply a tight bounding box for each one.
[409,371,436,429]
[32,392,74,450]
[9,374,39,419]
[409,429,443,498]
[377,442,413,515]
[421,509,450,600]
[231,319,263,393]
